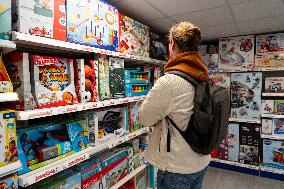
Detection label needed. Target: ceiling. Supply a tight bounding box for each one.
[111,0,284,41]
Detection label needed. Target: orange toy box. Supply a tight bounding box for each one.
[0,54,13,93]
[12,0,66,40]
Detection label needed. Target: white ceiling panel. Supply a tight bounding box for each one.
[170,6,234,27]
[205,23,240,38]
[231,0,284,22]
[146,0,227,17]
[228,0,253,5]
[147,18,176,33]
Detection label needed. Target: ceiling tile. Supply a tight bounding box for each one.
[228,0,253,5]
[170,6,234,27]
[231,0,284,21]
[205,23,240,38]
[147,18,175,33]
[146,0,227,17]
[114,0,165,23]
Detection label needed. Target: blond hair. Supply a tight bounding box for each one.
[169,22,201,52]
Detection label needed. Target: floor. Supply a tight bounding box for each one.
[203,167,284,189]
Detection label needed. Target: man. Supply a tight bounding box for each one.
[140,22,210,189]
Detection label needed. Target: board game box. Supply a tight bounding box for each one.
[109,57,125,99]
[261,100,274,114]
[98,54,110,101]
[256,33,284,53]
[261,119,273,135]
[273,118,284,135]
[265,77,284,93]
[219,35,254,71]
[0,173,18,189]
[262,139,284,170]
[209,73,230,89]
[128,101,142,133]
[0,0,12,40]
[228,123,239,162]
[274,100,284,114]
[231,72,262,120]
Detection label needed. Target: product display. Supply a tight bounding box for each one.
[261,100,274,114]
[149,31,168,61]
[127,101,142,132]
[98,54,111,101]
[262,119,273,135]
[134,169,146,189]
[265,77,284,93]
[0,0,11,40]
[0,174,18,189]
[109,57,125,98]
[273,118,284,135]
[274,100,284,114]
[228,123,239,162]
[262,139,284,170]
[209,73,230,89]
[0,54,13,93]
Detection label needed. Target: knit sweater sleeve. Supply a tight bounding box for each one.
[140,75,173,127]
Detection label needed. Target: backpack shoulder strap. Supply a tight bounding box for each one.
[166,71,198,87]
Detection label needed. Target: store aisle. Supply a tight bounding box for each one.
[203,167,284,189]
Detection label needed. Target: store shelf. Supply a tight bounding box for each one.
[12,32,166,65]
[260,166,284,181]
[261,114,284,119]
[229,118,261,124]
[0,161,22,178]
[261,134,284,140]
[260,67,284,72]
[0,92,19,102]
[18,127,149,187]
[16,96,145,120]
[262,93,284,97]
[109,164,147,189]
[0,39,16,54]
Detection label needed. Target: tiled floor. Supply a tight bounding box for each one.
[203,167,284,189]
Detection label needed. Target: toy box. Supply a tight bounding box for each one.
[96,107,127,144]
[149,31,168,61]
[4,52,36,110]
[262,139,284,170]
[134,169,146,189]
[149,165,158,189]
[262,119,273,135]
[98,54,110,101]
[123,139,140,156]
[0,54,13,93]
[228,123,239,162]
[256,33,284,53]
[274,100,284,114]
[265,77,284,93]
[217,136,228,160]
[199,45,218,56]
[231,72,262,120]
[12,0,66,40]
[0,110,17,167]
[74,59,99,103]
[0,173,18,189]
[125,69,149,84]
[273,118,284,135]
[219,35,254,71]
[209,73,230,89]
[153,66,162,85]
[239,123,260,165]
[128,101,142,132]
[119,13,149,58]
[202,54,219,70]
[79,111,98,146]
[109,57,125,98]
[0,0,12,40]
[261,100,274,114]
[119,180,135,189]
[255,52,284,68]
[125,83,149,97]
[30,55,78,109]
[66,0,119,51]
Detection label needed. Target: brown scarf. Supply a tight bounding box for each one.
[164,51,209,81]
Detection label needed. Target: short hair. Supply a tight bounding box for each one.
[169,22,201,52]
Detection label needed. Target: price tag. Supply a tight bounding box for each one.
[26,110,52,120]
[27,165,63,185]
[62,153,89,169]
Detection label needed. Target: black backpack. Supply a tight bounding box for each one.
[166,71,230,155]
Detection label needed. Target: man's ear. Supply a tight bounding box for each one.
[169,40,175,51]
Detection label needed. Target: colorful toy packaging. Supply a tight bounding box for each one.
[109,57,125,98]
[231,72,262,120]
[0,110,18,167]
[227,123,239,162]
[0,54,13,93]
[67,0,119,50]
[128,101,142,132]
[255,33,284,68]
[0,0,12,40]
[273,118,284,135]
[4,52,36,110]
[265,77,284,93]
[217,136,228,160]
[12,0,67,40]
[98,54,110,101]
[30,55,78,109]
[134,169,146,189]
[119,13,150,58]
[74,59,99,103]
[199,45,219,70]
[149,31,168,61]
[239,123,260,165]
[274,100,284,114]
[262,139,284,170]
[261,119,273,135]
[261,100,274,114]
[153,66,162,85]
[219,35,254,71]
[79,111,98,146]
[209,73,230,89]
[0,173,18,189]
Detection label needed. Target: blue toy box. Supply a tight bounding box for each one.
[262,139,284,170]
[228,123,239,162]
[0,0,12,40]
[125,69,150,84]
[125,84,149,97]
[273,118,284,135]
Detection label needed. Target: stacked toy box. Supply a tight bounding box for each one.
[199,45,219,70]
[0,0,12,40]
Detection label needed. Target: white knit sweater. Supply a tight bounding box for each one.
[140,73,211,174]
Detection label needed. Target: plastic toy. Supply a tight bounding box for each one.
[261,100,274,114]
[274,100,284,114]
[0,54,13,93]
[30,55,78,109]
[125,84,149,97]
[98,54,110,101]
[149,31,168,61]
[0,110,17,167]
[265,77,284,93]
[13,0,67,40]
[0,173,18,189]
[0,0,12,40]
[125,69,149,84]
[119,13,149,58]
[231,72,262,120]
[261,119,273,135]
[67,0,119,50]
[262,139,284,170]
[109,57,125,99]
[219,35,254,71]
[273,118,284,135]
[128,101,142,133]
[228,123,239,162]
[209,73,230,89]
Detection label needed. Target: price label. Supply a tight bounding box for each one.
[62,153,89,169]
[28,165,63,185]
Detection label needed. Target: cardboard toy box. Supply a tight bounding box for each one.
[262,119,273,135]
[0,173,18,189]
[262,139,284,170]
[0,0,12,40]
[79,111,98,146]
[30,55,78,109]
[134,169,146,189]
[274,100,284,114]
[12,0,66,40]
[125,83,149,97]
[4,52,36,111]
[217,136,228,160]
[149,31,168,61]
[255,52,284,68]
[119,13,149,58]
[199,45,218,56]
[219,35,254,71]
[228,123,239,162]
[0,54,13,93]
[239,123,260,165]
[231,72,262,120]
[98,54,110,101]
[261,100,274,114]
[153,66,162,85]
[66,0,119,51]
[273,118,284,135]
[125,69,150,84]
[0,110,18,167]
[127,101,142,133]
[109,57,125,99]
[265,77,284,93]
[209,73,230,89]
